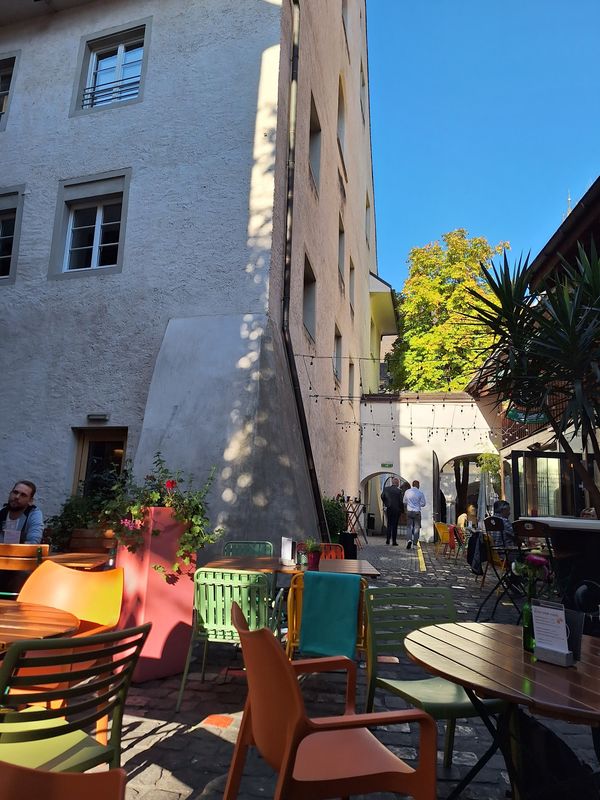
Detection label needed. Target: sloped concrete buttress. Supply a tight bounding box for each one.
[132,312,319,559]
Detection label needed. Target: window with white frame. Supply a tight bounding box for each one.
[308,95,322,190]
[72,23,149,115]
[303,255,317,340]
[0,55,17,131]
[64,199,122,271]
[0,187,23,284]
[338,215,345,283]
[349,257,355,312]
[49,170,131,279]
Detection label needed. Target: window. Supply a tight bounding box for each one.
[348,360,355,402]
[0,187,24,284]
[303,256,316,340]
[360,62,367,123]
[334,326,342,383]
[71,21,150,115]
[337,78,346,155]
[349,257,355,311]
[308,95,322,190]
[338,215,345,284]
[365,192,371,247]
[49,169,131,279]
[341,0,350,52]
[0,54,17,131]
[65,201,122,271]
[73,428,127,495]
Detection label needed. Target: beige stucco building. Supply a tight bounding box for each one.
[0,0,395,546]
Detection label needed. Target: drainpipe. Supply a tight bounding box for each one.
[281,0,329,539]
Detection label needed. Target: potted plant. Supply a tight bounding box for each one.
[303,537,322,571]
[98,452,222,682]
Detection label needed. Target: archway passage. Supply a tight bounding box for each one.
[440,453,500,527]
[361,471,409,538]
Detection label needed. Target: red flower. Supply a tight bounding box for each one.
[165,479,177,490]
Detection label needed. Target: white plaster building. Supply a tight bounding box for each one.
[360,393,499,541]
[0,0,394,548]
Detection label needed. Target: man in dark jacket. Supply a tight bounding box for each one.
[381,477,404,546]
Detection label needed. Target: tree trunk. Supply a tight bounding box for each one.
[454,458,470,516]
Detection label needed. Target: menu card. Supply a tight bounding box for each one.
[531,599,570,654]
[280,536,296,566]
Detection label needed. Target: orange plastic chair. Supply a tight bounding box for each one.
[319,543,344,559]
[224,603,437,800]
[18,560,124,635]
[0,761,126,800]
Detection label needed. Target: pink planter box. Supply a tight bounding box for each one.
[116,507,194,682]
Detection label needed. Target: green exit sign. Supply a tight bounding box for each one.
[380,462,393,469]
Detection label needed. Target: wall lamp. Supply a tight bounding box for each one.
[87,413,110,423]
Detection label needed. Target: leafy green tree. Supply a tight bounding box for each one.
[387,229,508,391]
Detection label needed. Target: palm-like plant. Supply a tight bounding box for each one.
[466,245,600,515]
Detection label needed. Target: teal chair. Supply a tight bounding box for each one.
[222,540,273,557]
[176,568,281,711]
[365,586,503,767]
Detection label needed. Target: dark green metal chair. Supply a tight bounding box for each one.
[176,568,282,711]
[365,585,503,767]
[222,540,273,557]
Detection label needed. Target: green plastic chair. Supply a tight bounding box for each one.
[176,568,281,711]
[365,586,503,767]
[0,623,150,772]
[222,540,273,557]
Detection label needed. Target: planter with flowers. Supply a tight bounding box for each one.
[99,453,222,681]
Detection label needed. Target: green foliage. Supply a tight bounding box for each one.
[386,229,508,391]
[302,536,322,553]
[322,495,346,538]
[476,452,500,477]
[467,243,600,514]
[97,452,223,577]
[45,494,99,551]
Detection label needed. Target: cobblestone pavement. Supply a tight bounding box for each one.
[122,532,599,799]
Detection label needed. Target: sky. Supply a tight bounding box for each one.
[366,0,600,290]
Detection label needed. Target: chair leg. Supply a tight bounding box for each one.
[200,638,209,682]
[365,680,375,713]
[223,702,253,800]
[443,718,456,768]
[176,631,197,712]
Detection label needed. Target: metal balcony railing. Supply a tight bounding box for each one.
[82,76,140,109]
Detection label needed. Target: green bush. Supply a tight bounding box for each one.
[322,496,346,541]
[45,494,101,551]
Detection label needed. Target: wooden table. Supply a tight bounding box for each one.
[204,556,380,578]
[0,599,79,651]
[520,516,600,533]
[404,622,600,798]
[46,552,112,570]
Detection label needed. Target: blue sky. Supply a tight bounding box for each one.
[367,0,600,289]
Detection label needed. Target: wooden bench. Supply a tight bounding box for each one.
[68,528,116,553]
[0,543,50,571]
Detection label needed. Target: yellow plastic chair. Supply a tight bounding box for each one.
[18,560,124,636]
[0,762,126,800]
[285,572,367,660]
[433,522,450,555]
[224,602,437,800]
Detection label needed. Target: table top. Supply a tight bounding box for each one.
[404,622,600,725]
[0,599,79,651]
[203,556,380,578]
[519,516,600,532]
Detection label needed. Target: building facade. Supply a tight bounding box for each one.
[0,0,394,547]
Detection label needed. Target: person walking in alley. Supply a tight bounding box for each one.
[404,480,426,549]
[381,477,405,545]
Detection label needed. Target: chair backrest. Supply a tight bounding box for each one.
[68,528,116,553]
[0,762,126,800]
[286,572,367,658]
[320,543,344,559]
[231,602,306,771]
[483,515,503,533]
[222,540,273,557]
[17,560,124,633]
[481,532,505,568]
[434,522,449,544]
[0,624,150,751]
[0,543,50,574]
[513,519,550,540]
[365,586,457,664]
[194,568,272,643]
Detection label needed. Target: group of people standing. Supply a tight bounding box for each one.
[380,477,426,549]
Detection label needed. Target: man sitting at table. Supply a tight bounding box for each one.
[490,499,517,550]
[0,481,44,544]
